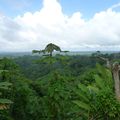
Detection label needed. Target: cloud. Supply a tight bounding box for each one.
[0,0,120,51]
[109,2,120,11]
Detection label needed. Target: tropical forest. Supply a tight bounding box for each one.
[0,43,120,120]
[0,0,120,119]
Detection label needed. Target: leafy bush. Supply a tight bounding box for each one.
[74,64,120,120]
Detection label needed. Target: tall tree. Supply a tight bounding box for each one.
[32,43,61,57]
[45,43,61,57]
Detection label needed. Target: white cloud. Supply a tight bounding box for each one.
[0,0,120,52]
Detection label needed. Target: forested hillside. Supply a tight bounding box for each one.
[0,51,120,120]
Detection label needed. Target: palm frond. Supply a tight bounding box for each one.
[32,50,40,54]
[73,100,90,111]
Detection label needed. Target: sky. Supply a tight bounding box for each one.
[0,0,120,52]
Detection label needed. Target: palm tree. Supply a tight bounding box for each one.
[45,43,61,57]
[32,43,61,57]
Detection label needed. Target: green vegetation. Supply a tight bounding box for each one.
[0,47,120,120]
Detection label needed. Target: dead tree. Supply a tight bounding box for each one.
[112,62,120,100]
[99,56,120,100]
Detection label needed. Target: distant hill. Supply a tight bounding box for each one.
[0,51,120,58]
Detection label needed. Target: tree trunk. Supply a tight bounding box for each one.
[112,63,120,100]
[50,52,52,57]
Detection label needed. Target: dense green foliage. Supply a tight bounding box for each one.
[74,64,120,119]
[0,51,120,119]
